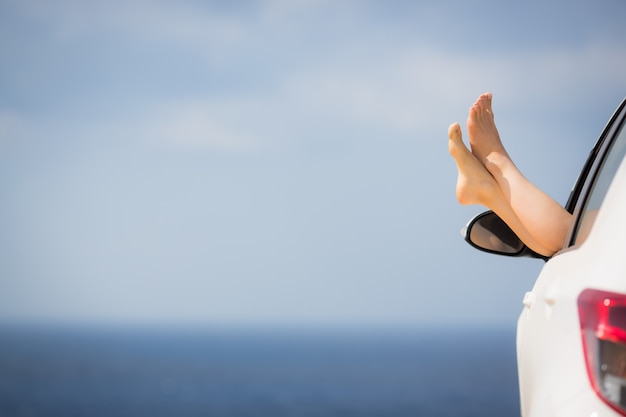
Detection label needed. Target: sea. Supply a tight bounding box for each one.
[0,324,520,417]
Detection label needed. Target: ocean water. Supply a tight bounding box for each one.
[0,325,519,417]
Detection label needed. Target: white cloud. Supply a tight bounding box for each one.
[0,103,259,155]
[4,1,626,153]
[5,39,625,155]
[10,0,245,43]
[280,38,626,136]
[141,102,258,152]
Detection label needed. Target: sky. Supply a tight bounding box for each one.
[1,0,626,328]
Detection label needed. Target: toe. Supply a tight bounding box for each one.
[448,122,462,141]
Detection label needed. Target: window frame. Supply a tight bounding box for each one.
[563,98,626,249]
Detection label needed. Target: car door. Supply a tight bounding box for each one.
[517,98,626,417]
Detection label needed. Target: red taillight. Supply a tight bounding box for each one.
[579,289,626,415]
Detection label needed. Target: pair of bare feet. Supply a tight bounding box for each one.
[448,93,572,257]
[448,93,505,208]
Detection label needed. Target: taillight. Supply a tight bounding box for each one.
[579,289,626,415]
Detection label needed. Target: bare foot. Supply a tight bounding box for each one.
[467,93,509,168]
[448,122,500,206]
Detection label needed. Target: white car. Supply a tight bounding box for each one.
[463,98,626,417]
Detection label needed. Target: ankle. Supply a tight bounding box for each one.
[483,151,513,174]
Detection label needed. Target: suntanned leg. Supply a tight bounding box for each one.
[448,122,553,256]
[467,93,572,255]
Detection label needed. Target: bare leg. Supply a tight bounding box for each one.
[448,122,553,256]
[467,93,572,255]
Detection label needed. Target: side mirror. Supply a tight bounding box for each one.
[462,211,546,259]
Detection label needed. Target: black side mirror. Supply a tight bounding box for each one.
[462,211,547,259]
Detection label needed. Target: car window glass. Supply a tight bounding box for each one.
[573,122,626,245]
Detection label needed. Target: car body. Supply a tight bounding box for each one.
[463,98,626,416]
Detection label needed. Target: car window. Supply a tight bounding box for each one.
[572,121,626,245]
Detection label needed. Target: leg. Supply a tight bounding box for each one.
[467,93,572,255]
[448,122,553,256]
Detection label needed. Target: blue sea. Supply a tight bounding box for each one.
[0,325,519,417]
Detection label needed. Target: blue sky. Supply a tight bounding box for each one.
[1,0,626,327]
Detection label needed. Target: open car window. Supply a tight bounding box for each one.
[571,120,626,246]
